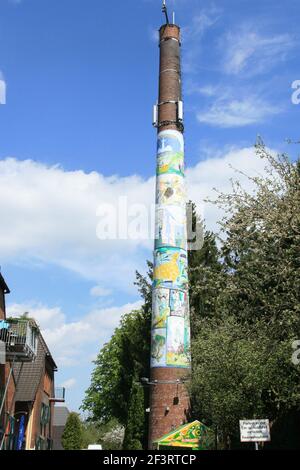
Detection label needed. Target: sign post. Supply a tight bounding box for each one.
[239,419,271,450]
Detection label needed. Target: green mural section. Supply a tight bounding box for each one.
[157,152,184,177]
[154,420,215,450]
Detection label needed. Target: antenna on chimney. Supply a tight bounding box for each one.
[162,0,170,24]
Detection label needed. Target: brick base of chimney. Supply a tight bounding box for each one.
[148,367,191,449]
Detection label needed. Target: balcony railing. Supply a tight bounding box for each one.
[0,319,38,362]
[50,387,66,403]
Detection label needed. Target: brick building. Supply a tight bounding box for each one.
[12,332,63,450]
[0,273,16,449]
[0,272,65,450]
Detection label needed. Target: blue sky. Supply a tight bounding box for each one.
[0,0,299,412]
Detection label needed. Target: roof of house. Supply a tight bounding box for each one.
[53,406,70,426]
[39,330,57,371]
[0,273,10,294]
[13,331,57,402]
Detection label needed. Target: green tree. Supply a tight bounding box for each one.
[191,316,299,446]
[82,145,300,448]
[187,203,223,335]
[81,421,102,449]
[82,308,150,449]
[81,308,150,441]
[61,412,84,450]
[81,419,123,450]
[123,378,145,450]
[82,266,152,449]
[190,145,300,447]
[216,146,300,337]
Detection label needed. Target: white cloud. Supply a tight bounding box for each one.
[186,146,269,233]
[186,81,219,97]
[221,26,295,76]
[186,22,293,123]
[7,300,143,367]
[0,147,271,289]
[0,72,6,105]
[60,378,77,390]
[181,6,221,73]
[90,286,112,297]
[197,96,281,128]
[0,158,155,294]
[3,147,272,369]
[182,5,221,41]
[148,27,159,43]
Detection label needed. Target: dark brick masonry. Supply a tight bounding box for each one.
[158,24,182,133]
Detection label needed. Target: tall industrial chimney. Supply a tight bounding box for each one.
[149,3,191,448]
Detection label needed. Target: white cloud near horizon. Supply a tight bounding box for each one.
[0,158,155,294]
[0,147,269,293]
[6,299,143,367]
